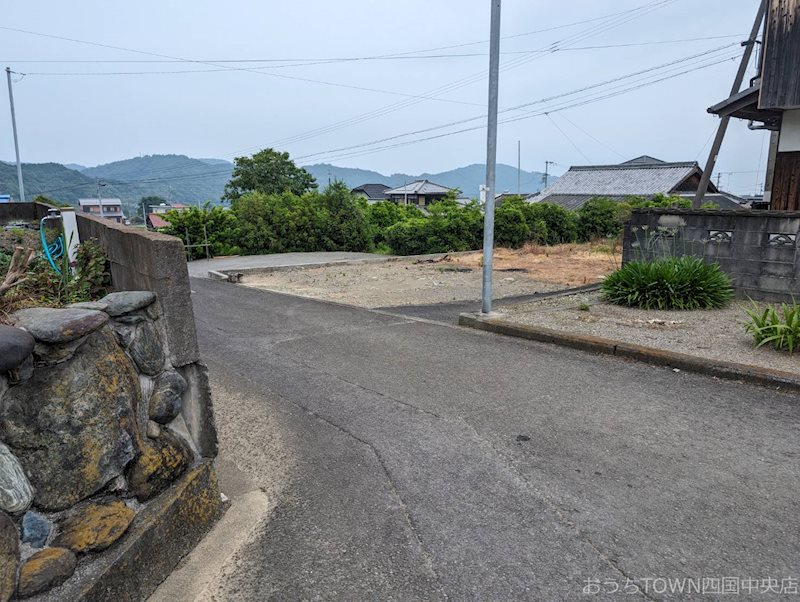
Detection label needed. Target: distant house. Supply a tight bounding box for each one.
[351,184,390,203]
[146,214,170,229]
[146,203,189,230]
[78,198,125,223]
[149,202,189,215]
[384,180,456,208]
[529,156,744,210]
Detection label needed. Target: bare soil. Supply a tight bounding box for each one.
[242,242,620,308]
[451,241,621,288]
[501,291,800,376]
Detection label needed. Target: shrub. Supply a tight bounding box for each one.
[160,203,242,259]
[522,202,578,244]
[318,182,373,252]
[494,204,528,248]
[576,197,622,241]
[601,256,733,310]
[744,301,800,354]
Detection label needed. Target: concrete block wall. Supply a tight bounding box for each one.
[76,213,218,457]
[623,209,800,303]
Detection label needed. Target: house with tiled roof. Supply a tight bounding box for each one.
[529,156,745,210]
[351,183,391,203]
[384,180,456,208]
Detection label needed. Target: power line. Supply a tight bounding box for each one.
[545,113,592,163]
[240,0,679,154]
[290,43,740,162]
[7,34,746,68]
[310,53,741,165]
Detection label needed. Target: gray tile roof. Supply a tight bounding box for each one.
[352,183,390,200]
[536,158,702,203]
[530,192,746,212]
[385,180,454,195]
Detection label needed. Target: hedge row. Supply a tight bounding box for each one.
[160,187,692,258]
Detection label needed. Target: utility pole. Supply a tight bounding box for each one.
[715,173,722,189]
[543,160,555,189]
[517,140,521,194]
[693,0,767,208]
[481,0,502,315]
[5,67,25,202]
[96,179,105,220]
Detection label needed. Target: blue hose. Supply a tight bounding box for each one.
[40,217,64,275]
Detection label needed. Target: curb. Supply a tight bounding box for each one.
[458,313,800,394]
[211,250,480,279]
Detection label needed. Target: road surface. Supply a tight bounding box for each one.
[191,278,800,600]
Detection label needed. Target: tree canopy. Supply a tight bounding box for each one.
[223,148,317,203]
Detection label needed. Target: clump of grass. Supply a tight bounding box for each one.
[577,303,591,311]
[601,256,733,310]
[744,300,800,354]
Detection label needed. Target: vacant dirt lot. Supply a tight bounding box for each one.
[452,241,621,288]
[501,291,799,376]
[241,242,620,308]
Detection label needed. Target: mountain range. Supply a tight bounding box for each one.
[0,154,551,211]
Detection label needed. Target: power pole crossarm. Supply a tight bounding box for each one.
[481,0,502,315]
[6,67,25,202]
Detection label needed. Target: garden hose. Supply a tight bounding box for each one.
[40,215,65,275]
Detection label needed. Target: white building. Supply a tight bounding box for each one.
[78,198,125,223]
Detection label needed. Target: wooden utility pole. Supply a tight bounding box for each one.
[693,0,768,208]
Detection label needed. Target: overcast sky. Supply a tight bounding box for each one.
[0,0,769,195]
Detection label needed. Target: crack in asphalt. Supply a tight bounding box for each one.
[204,346,450,601]
[269,327,654,601]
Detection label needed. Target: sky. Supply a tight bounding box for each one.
[0,0,770,195]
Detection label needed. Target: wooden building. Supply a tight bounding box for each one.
[708,0,800,210]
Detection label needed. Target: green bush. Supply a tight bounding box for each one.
[384,200,483,255]
[576,197,621,241]
[160,204,242,259]
[494,204,528,248]
[601,256,733,310]
[318,182,373,252]
[745,301,800,354]
[522,202,577,244]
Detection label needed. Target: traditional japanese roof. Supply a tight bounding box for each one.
[533,157,714,209]
[351,183,391,200]
[384,180,454,195]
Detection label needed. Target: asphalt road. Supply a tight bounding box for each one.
[191,278,800,601]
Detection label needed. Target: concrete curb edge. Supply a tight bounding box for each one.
[458,313,800,394]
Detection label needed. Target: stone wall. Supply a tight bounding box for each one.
[0,292,220,600]
[623,208,800,302]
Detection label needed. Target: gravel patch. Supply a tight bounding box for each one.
[501,292,799,376]
[242,261,566,308]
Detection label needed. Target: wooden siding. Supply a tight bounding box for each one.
[771,151,800,210]
[760,0,800,109]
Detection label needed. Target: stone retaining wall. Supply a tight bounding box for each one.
[0,292,220,600]
[623,208,800,302]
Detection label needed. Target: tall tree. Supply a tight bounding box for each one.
[223,148,316,202]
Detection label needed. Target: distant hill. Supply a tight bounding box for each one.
[80,155,233,204]
[303,163,551,198]
[0,155,552,213]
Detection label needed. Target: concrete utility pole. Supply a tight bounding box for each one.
[543,160,555,189]
[693,0,767,208]
[96,179,105,220]
[517,140,521,194]
[481,0,502,315]
[5,67,25,202]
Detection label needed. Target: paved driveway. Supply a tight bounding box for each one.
[186,251,390,278]
[192,278,800,600]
